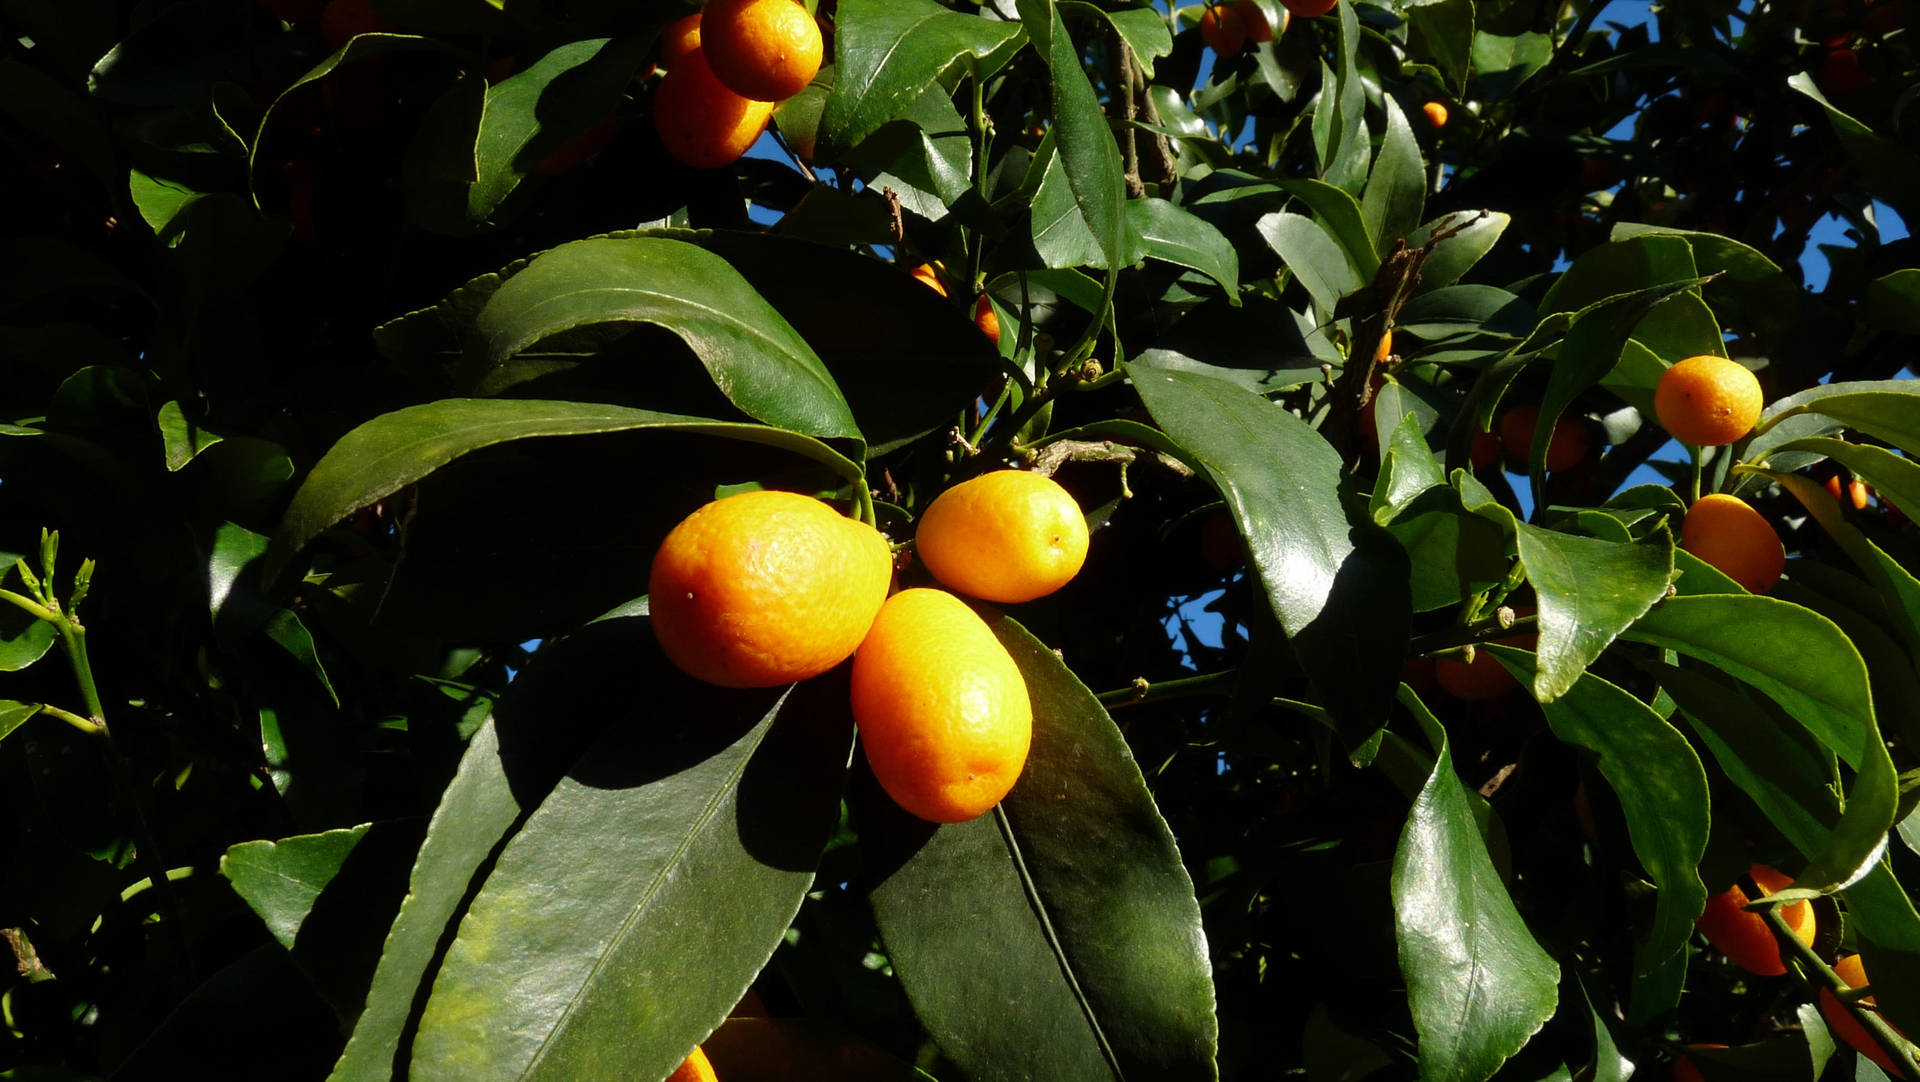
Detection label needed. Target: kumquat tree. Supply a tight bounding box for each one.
[6,0,1920,1078]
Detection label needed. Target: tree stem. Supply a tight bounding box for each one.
[1096,670,1237,708]
[1760,903,1920,1076]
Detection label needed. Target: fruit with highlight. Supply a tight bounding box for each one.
[667,1047,719,1082]
[851,589,1033,823]
[1681,494,1785,594]
[653,47,776,168]
[1422,101,1449,127]
[915,470,1089,603]
[659,13,703,69]
[1694,864,1815,976]
[649,489,891,688]
[1236,0,1279,42]
[1199,4,1247,54]
[1820,953,1908,1076]
[702,0,823,101]
[974,295,1000,346]
[908,262,949,297]
[1655,355,1764,446]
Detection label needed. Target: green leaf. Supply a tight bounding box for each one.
[1786,74,1920,225]
[1258,211,1364,316]
[1017,0,1135,271]
[1125,197,1239,296]
[0,701,41,743]
[329,621,646,1082]
[221,826,372,952]
[1771,439,1920,535]
[1760,469,1920,650]
[1609,223,1803,345]
[1485,649,1708,974]
[0,588,55,673]
[1757,382,1920,459]
[1406,211,1510,292]
[1628,596,1895,894]
[411,666,851,1082]
[1278,178,1381,280]
[157,399,224,471]
[1361,97,1426,255]
[1529,275,1709,508]
[861,612,1217,1082]
[1075,3,1172,76]
[818,0,1023,158]
[1470,30,1552,97]
[262,609,339,707]
[1392,713,1559,1082]
[1030,147,1108,269]
[1131,366,1407,746]
[1408,0,1474,93]
[129,169,202,236]
[472,236,860,441]
[269,399,862,581]
[1865,270,1920,334]
[1511,522,1674,701]
[249,33,463,190]
[1539,234,1698,319]
[461,37,649,227]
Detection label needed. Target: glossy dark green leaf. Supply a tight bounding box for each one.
[1075,3,1171,76]
[1385,488,1512,613]
[1373,408,1446,521]
[1610,223,1803,344]
[1409,0,1474,92]
[329,621,648,1082]
[1321,5,1369,194]
[1670,549,1745,596]
[248,33,461,185]
[1017,0,1133,270]
[1392,714,1558,1082]
[129,169,202,236]
[466,38,646,225]
[1361,97,1425,254]
[1785,74,1920,228]
[1529,276,1709,507]
[1627,596,1895,893]
[0,580,55,673]
[1129,293,1326,394]
[1539,235,1698,318]
[1865,270,1920,334]
[1470,30,1551,97]
[269,399,861,581]
[1485,649,1707,973]
[1511,522,1674,700]
[1030,148,1108,269]
[1761,469,1920,648]
[1132,366,1407,744]
[157,399,223,471]
[221,826,371,952]
[1279,178,1380,279]
[861,612,1217,1082]
[1125,197,1238,296]
[818,0,1022,158]
[0,701,41,743]
[409,639,849,1082]
[1774,439,1920,519]
[1757,383,1920,459]
[1406,211,1510,292]
[1394,286,1533,340]
[686,231,1003,455]
[473,236,860,440]
[1629,291,1725,364]
[1773,577,1920,754]
[1258,211,1364,316]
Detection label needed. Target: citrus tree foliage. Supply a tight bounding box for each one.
[4,1,1920,1080]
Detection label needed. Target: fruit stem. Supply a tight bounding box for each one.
[1689,443,1704,505]
[964,56,990,296]
[855,481,877,527]
[1760,903,1920,1076]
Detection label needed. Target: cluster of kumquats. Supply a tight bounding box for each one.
[651,0,822,169]
[1426,354,1805,703]
[648,470,1089,824]
[1677,863,1912,1079]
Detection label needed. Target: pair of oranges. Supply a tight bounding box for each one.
[649,471,1089,824]
[653,0,823,169]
